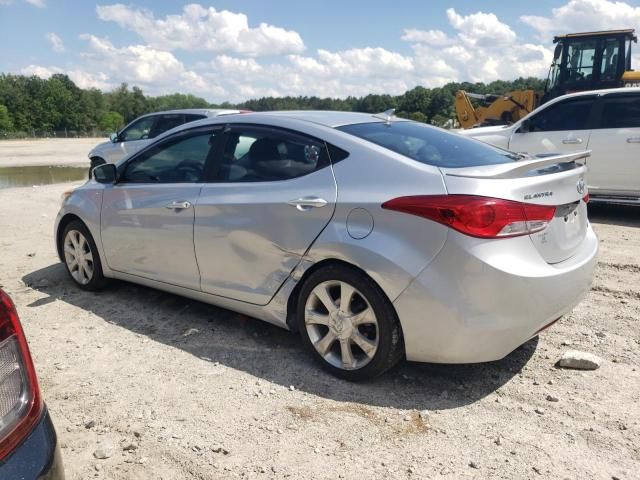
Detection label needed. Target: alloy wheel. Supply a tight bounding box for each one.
[63,230,94,285]
[304,280,379,370]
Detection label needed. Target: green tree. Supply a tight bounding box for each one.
[0,104,12,130]
[99,111,124,132]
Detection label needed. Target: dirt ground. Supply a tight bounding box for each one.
[0,138,102,167]
[0,141,638,479]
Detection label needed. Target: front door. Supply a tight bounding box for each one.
[194,125,337,305]
[587,93,640,196]
[509,96,597,155]
[101,127,219,290]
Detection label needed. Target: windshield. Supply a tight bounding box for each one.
[337,121,519,168]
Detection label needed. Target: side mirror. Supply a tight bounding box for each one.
[93,163,117,184]
[518,119,531,134]
[109,132,118,143]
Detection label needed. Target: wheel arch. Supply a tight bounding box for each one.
[55,213,85,262]
[285,258,402,337]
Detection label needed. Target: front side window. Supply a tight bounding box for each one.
[565,40,597,82]
[122,130,216,183]
[527,97,595,132]
[599,95,640,129]
[338,121,519,168]
[214,127,330,182]
[119,116,156,142]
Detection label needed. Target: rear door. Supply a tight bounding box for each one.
[586,92,640,196]
[101,127,220,290]
[194,125,337,305]
[508,96,598,155]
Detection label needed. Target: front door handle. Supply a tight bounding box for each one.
[562,138,583,145]
[166,200,192,210]
[288,196,328,211]
[627,137,640,144]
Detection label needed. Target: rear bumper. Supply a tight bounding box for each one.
[0,407,64,480]
[394,224,598,363]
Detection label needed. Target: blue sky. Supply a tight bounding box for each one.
[1,0,639,101]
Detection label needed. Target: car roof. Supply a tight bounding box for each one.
[211,110,399,128]
[547,86,640,101]
[139,108,240,117]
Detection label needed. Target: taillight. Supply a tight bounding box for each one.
[0,289,42,461]
[382,195,556,239]
[583,194,590,204]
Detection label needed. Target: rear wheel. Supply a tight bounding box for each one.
[297,265,403,381]
[61,220,107,291]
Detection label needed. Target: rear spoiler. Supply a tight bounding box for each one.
[441,151,590,180]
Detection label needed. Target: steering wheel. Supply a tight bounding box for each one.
[175,159,203,182]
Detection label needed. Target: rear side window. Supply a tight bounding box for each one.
[149,114,186,138]
[184,114,207,122]
[337,121,518,168]
[599,95,640,129]
[214,127,330,182]
[526,97,596,132]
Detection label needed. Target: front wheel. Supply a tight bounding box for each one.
[297,265,404,381]
[61,220,108,291]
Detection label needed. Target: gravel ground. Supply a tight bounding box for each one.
[0,178,638,479]
[0,138,100,167]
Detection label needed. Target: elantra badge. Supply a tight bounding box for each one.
[524,191,553,200]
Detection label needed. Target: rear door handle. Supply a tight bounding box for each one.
[627,137,640,144]
[562,138,583,144]
[288,196,328,211]
[166,200,192,210]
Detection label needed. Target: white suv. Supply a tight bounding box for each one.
[460,88,640,204]
[88,109,240,171]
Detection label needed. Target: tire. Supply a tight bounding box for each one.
[89,157,106,178]
[297,264,404,381]
[61,220,108,291]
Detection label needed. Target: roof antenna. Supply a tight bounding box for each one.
[373,108,396,125]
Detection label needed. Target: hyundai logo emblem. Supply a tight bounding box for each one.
[576,179,586,195]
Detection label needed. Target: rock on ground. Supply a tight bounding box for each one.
[557,350,602,370]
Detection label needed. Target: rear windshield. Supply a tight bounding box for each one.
[337,121,519,168]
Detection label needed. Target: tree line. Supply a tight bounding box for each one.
[0,73,546,134]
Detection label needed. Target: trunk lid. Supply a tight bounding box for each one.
[440,151,590,264]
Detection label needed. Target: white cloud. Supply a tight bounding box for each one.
[79,35,225,97]
[401,29,454,47]
[521,0,640,39]
[20,64,113,90]
[95,3,304,56]
[446,8,517,47]
[17,0,640,104]
[404,7,553,84]
[201,48,416,102]
[0,0,46,5]
[45,32,64,53]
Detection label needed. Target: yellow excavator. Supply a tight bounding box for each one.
[455,29,640,128]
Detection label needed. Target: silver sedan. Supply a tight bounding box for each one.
[55,110,598,380]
